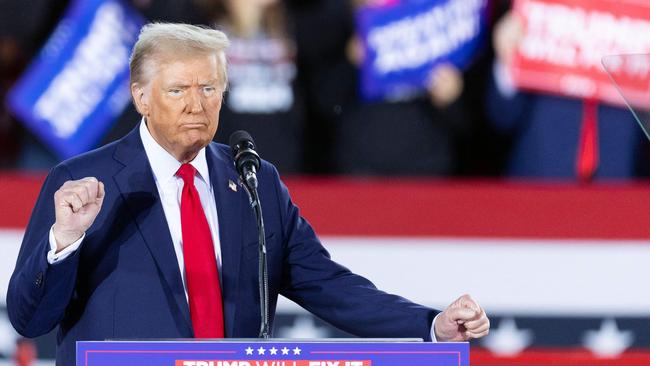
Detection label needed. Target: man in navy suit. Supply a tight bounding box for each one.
[7,23,490,366]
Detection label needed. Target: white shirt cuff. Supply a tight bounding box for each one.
[493,60,518,99]
[47,226,84,264]
[430,312,442,342]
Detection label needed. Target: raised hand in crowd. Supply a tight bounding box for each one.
[427,64,464,108]
[493,10,524,66]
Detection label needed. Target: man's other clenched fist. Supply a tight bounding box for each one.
[52,177,105,251]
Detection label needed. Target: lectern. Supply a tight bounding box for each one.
[77,339,469,366]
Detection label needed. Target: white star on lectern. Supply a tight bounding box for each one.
[293,346,301,355]
[257,346,266,355]
[583,318,634,358]
[270,347,278,355]
[482,318,533,356]
[245,347,254,355]
[281,347,290,355]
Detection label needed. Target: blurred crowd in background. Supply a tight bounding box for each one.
[1,0,649,181]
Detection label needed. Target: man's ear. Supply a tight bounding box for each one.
[131,82,149,116]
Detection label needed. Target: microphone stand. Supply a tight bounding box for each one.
[243,177,270,339]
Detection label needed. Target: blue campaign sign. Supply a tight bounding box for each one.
[77,340,469,366]
[357,0,488,100]
[7,0,144,159]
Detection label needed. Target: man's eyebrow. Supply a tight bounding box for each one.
[164,80,219,88]
[199,79,219,86]
[164,82,191,89]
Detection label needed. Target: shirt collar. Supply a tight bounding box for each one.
[139,119,211,187]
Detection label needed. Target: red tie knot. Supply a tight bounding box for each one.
[176,163,197,184]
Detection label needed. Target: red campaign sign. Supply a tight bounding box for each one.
[511,0,650,109]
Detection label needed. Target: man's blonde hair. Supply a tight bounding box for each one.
[129,23,230,89]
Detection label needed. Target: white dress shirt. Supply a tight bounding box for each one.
[48,120,223,301]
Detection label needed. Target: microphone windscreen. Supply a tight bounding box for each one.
[229,130,255,151]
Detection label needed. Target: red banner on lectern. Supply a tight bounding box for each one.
[511,0,650,109]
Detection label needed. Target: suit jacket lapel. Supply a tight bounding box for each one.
[112,128,193,335]
[206,143,244,337]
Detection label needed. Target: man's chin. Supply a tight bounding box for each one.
[186,140,207,151]
[190,137,213,150]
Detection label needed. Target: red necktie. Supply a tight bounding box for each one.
[176,163,224,338]
[576,100,599,182]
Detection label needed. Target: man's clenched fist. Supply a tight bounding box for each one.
[52,177,105,251]
[434,294,490,342]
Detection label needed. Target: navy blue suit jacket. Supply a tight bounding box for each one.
[7,127,437,366]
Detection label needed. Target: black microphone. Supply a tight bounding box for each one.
[229,130,261,190]
[229,130,270,339]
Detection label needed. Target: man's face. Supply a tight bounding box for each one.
[132,52,224,162]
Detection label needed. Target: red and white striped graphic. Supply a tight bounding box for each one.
[2,174,650,365]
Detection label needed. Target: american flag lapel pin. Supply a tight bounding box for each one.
[228,179,237,192]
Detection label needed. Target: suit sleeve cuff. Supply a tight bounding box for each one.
[47,226,84,264]
[430,312,441,342]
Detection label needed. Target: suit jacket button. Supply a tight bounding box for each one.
[35,272,43,287]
